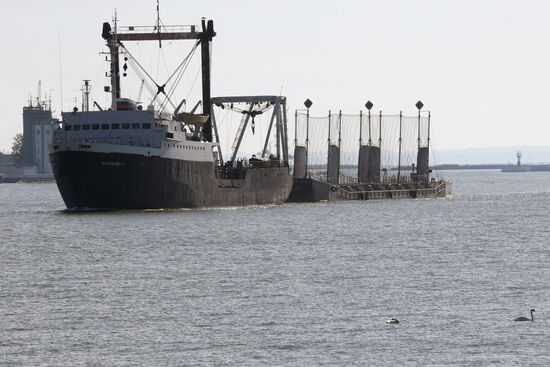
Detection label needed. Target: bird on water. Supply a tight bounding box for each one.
[385,318,399,324]
[514,308,535,322]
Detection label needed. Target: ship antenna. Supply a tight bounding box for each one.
[48,89,53,111]
[156,0,162,48]
[114,8,117,29]
[112,9,119,109]
[37,80,42,107]
[58,30,64,112]
[82,80,91,112]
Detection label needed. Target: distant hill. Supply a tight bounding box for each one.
[432,146,550,165]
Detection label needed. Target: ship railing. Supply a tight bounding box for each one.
[324,179,446,199]
[310,174,430,187]
[318,175,449,200]
[433,182,447,196]
[246,160,289,169]
[215,160,289,180]
[62,137,158,149]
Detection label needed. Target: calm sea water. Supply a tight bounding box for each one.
[1,170,550,366]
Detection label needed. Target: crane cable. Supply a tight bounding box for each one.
[119,40,199,110]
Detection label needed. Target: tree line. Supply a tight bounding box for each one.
[1,134,24,165]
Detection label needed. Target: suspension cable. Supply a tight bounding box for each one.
[159,41,199,113]
[119,40,199,110]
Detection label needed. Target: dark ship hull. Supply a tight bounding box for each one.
[50,151,293,210]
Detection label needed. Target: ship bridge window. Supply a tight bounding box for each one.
[142,123,151,129]
[112,123,120,129]
[131,123,140,129]
[73,125,81,131]
[92,124,100,130]
[83,124,90,130]
[122,123,130,129]
[65,125,72,131]
[101,124,109,130]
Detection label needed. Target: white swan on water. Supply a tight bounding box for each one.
[514,308,535,322]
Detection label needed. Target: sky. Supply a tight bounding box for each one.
[2,0,550,154]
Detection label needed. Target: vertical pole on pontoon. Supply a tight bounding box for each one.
[398,111,403,182]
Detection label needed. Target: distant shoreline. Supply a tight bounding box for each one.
[432,164,550,171]
[307,164,550,171]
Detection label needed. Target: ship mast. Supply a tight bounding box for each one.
[101,12,216,141]
[81,80,91,112]
[199,18,215,142]
[102,13,121,110]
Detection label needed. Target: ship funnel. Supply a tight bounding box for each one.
[102,22,112,39]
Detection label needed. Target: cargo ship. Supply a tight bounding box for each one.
[49,14,292,210]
